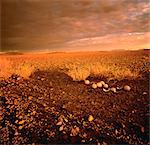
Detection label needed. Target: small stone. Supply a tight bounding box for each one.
[141,127,145,133]
[103,142,107,145]
[17,77,21,81]
[28,96,33,100]
[122,123,125,128]
[124,85,131,91]
[19,120,25,125]
[64,118,68,123]
[15,120,19,123]
[41,78,45,81]
[14,131,19,136]
[19,116,23,119]
[143,92,147,95]
[132,110,135,113]
[91,101,95,105]
[56,121,63,126]
[88,115,94,122]
[59,125,64,131]
[32,111,36,115]
[19,126,23,130]
[70,126,80,136]
[115,129,118,135]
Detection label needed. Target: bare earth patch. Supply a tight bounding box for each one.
[0,69,149,144]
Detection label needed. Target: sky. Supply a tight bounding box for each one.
[1,0,150,52]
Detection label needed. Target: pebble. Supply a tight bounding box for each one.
[28,96,33,100]
[103,142,107,145]
[14,132,19,136]
[124,85,131,91]
[141,127,145,133]
[41,78,45,81]
[64,118,68,123]
[115,129,118,135]
[15,120,19,123]
[18,126,23,130]
[19,120,25,125]
[70,126,80,136]
[59,125,64,131]
[56,121,63,126]
[88,115,94,122]
[143,92,147,95]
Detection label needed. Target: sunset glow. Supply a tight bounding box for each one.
[1,0,150,52]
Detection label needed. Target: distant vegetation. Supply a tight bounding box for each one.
[0,50,149,80]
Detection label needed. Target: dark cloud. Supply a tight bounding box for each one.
[1,0,150,51]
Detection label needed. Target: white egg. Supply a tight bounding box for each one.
[100,81,105,85]
[92,83,97,89]
[84,80,90,85]
[103,83,109,89]
[97,82,102,87]
[103,88,110,92]
[110,87,117,93]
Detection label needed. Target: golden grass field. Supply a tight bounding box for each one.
[0,50,149,81]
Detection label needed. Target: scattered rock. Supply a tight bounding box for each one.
[14,131,19,136]
[143,92,147,95]
[115,129,118,135]
[56,121,63,126]
[59,125,64,131]
[70,126,80,136]
[141,127,145,133]
[19,120,25,125]
[41,78,45,81]
[28,96,33,100]
[64,118,68,123]
[88,115,94,122]
[102,142,107,145]
[124,85,131,91]
[18,126,23,130]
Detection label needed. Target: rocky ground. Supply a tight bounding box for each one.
[0,70,149,144]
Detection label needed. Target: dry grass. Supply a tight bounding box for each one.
[0,50,149,80]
